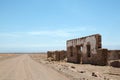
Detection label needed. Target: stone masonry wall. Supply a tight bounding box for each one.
[108,50,120,60]
[47,50,66,61]
[66,34,108,65]
[107,50,120,67]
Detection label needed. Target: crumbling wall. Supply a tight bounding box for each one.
[59,50,67,60]
[108,50,120,60]
[67,34,108,65]
[81,48,108,66]
[47,50,66,61]
[108,50,120,67]
[47,51,55,58]
[54,51,60,61]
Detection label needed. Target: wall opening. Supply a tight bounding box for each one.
[70,46,73,57]
[76,45,83,63]
[76,45,83,53]
[87,44,91,57]
[80,46,83,52]
[77,46,83,52]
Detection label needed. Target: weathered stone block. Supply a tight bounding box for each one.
[110,60,120,68]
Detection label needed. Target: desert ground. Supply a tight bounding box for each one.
[0,54,69,80]
[0,53,120,80]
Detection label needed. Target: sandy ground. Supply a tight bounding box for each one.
[0,53,119,80]
[30,54,120,80]
[0,54,69,80]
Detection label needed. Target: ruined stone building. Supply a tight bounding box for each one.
[47,34,120,67]
[47,50,66,61]
[67,34,108,66]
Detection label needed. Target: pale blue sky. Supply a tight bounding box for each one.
[0,0,120,52]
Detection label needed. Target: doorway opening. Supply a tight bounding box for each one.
[87,44,91,57]
[70,46,73,57]
[76,45,83,63]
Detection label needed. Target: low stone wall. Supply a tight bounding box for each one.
[107,50,120,68]
[59,50,67,61]
[108,50,120,60]
[47,50,66,61]
[47,51,55,59]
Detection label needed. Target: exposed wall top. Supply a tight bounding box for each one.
[67,34,101,54]
[67,34,101,42]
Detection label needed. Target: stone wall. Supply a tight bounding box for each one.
[47,50,66,61]
[59,50,67,60]
[81,48,108,66]
[108,50,120,67]
[67,34,108,65]
[47,51,55,59]
[108,50,120,60]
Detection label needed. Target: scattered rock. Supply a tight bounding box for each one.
[104,76,106,80]
[78,70,86,73]
[59,68,61,71]
[92,72,97,77]
[71,66,75,69]
[110,60,120,68]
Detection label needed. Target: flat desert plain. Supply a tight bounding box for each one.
[0,53,119,80]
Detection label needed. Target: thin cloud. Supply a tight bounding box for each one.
[27,30,71,37]
[27,27,96,37]
[0,43,64,48]
[0,33,19,37]
[0,27,96,38]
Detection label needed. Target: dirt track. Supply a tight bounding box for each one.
[0,54,69,80]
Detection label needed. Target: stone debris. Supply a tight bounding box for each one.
[110,60,120,68]
[71,66,75,69]
[30,52,120,80]
[78,70,86,73]
[92,72,98,77]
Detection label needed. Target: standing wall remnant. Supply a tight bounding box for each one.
[47,50,66,61]
[108,50,120,60]
[108,50,120,67]
[67,34,108,66]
